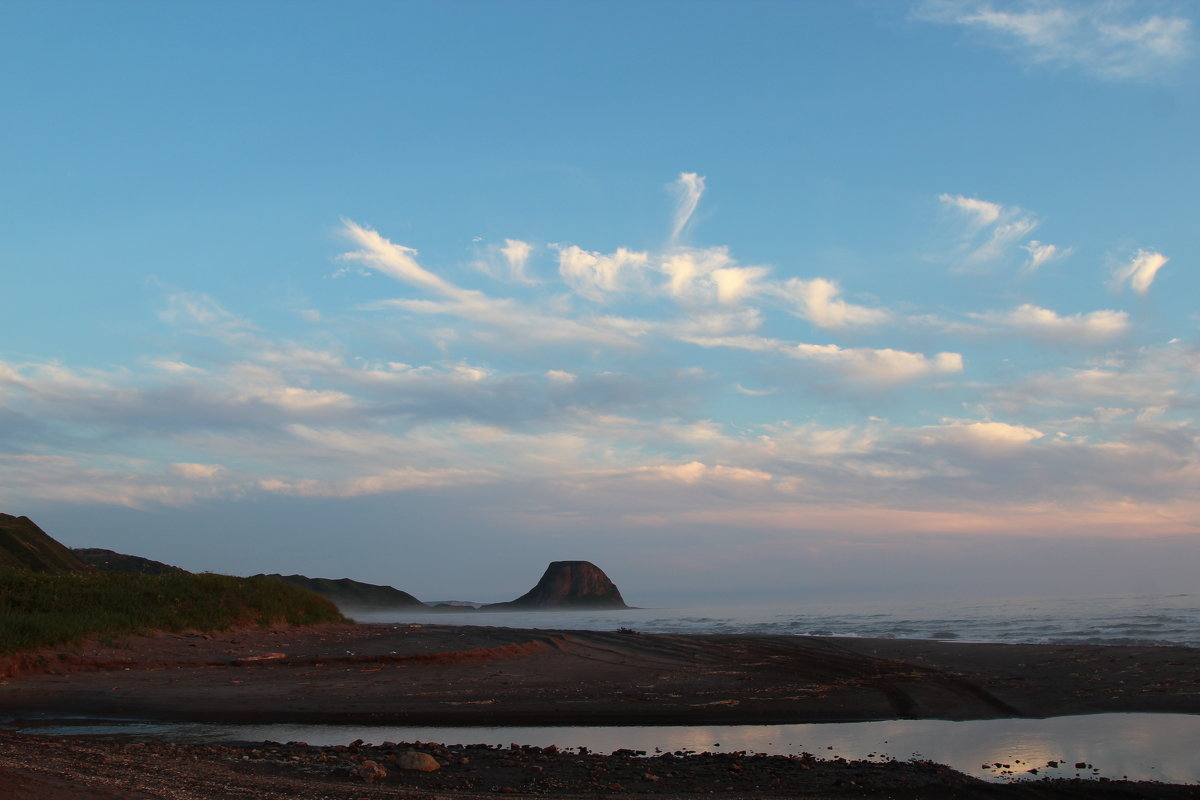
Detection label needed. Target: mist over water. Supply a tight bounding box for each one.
[351,592,1200,648]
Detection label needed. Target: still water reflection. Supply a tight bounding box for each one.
[12,712,1199,784]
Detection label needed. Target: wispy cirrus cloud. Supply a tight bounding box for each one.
[1020,240,1072,274]
[938,193,1044,269]
[916,0,1194,81]
[670,172,706,244]
[1112,248,1170,294]
[680,332,964,385]
[4,176,1194,567]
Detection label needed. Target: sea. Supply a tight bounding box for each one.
[9,591,1199,784]
[348,591,1200,649]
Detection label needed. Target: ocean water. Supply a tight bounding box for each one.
[9,593,1198,784]
[349,591,1200,648]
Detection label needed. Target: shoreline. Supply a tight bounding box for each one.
[1,623,1197,725]
[1,622,1198,798]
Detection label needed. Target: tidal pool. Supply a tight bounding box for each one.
[9,712,1199,784]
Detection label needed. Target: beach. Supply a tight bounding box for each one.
[1,623,1198,797]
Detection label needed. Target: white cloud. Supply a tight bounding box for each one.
[734,383,776,396]
[978,303,1129,343]
[681,334,964,385]
[939,193,1041,268]
[150,360,206,375]
[1112,248,1169,294]
[659,246,740,302]
[501,239,535,283]
[917,0,1194,81]
[775,277,891,329]
[635,461,773,485]
[159,292,254,341]
[670,172,706,244]
[939,193,1003,231]
[920,420,1046,454]
[556,244,650,301]
[169,462,225,480]
[1020,240,1072,274]
[258,467,491,498]
[711,266,771,305]
[8,178,1198,553]
[340,219,481,303]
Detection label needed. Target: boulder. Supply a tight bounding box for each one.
[394,751,441,772]
[353,759,388,781]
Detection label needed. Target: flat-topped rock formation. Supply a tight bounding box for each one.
[255,573,425,610]
[73,548,187,575]
[486,560,628,610]
[0,513,89,574]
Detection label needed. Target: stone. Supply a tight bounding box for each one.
[353,760,387,781]
[394,751,441,772]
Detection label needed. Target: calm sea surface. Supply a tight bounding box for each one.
[350,591,1200,648]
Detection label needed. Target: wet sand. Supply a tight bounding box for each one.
[1,623,1198,797]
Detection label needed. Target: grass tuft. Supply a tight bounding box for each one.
[0,571,347,654]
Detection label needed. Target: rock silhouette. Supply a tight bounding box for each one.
[255,573,425,610]
[73,548,187,575]
[487,561,628,610]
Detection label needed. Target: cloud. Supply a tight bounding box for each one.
[158,291,255,341]
[918,419,1046,454]
[340,219,481,302]
[976,303,1129,343]
[634,461,773,485]
[169,462,225,480]
[939,193,1004,232]
[681,334,964,385]
[991,339,1200,417]
[917,0,1194,81]
[556,244,650,301]
[1112,248,1170,294]
[7,176,1197,569]
[258,467,492,498]
[939,193,1042,268]
[775,278,891,329]
[670,172,706,244]
[735,383,776,396]
[1020,240,1072,274]
[501,239,535,283]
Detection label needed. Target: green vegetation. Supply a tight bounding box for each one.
[0,514,89,574]
[0,571,347,655]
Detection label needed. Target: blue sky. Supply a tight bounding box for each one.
[2,0,1197,603]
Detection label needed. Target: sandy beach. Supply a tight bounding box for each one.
[1,623,1198,798]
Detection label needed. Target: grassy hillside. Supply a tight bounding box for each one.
[0,514,89,574]
[255,573,425,609]
[0,572,347,655]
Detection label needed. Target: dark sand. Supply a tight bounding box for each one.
[1,623,1198,798]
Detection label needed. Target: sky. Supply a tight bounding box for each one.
[2,0,1197,605]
